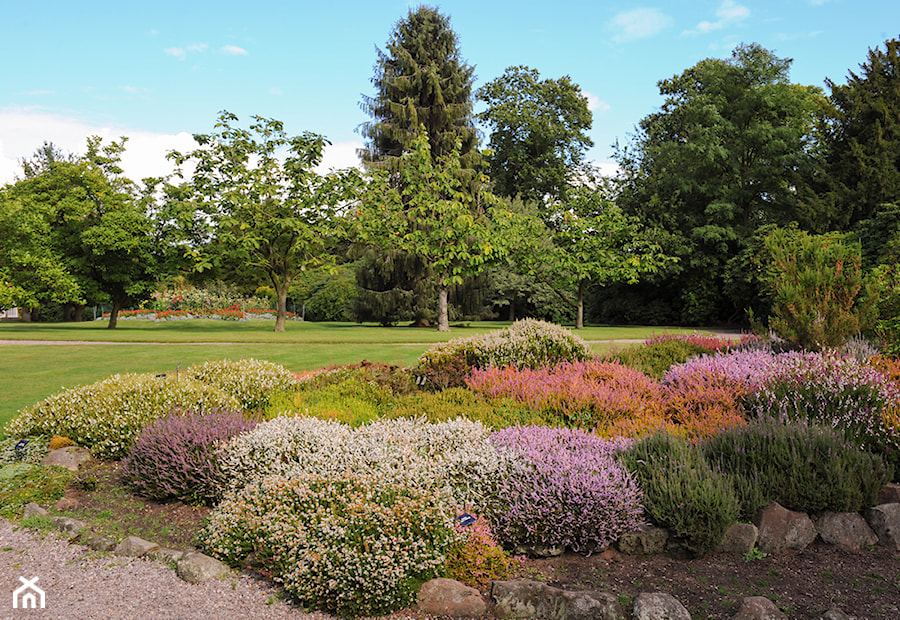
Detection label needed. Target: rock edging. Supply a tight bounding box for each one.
[21,502,227,584]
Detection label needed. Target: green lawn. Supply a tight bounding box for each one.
[0,319,693,429]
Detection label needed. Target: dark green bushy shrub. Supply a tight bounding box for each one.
[620,432,739,557]
[610,340,709,380]
[702,420,892,520]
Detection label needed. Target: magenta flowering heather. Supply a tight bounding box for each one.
[122,408,258,505]
[487,425,643,554]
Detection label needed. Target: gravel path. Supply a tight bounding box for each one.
[0,519,332,620]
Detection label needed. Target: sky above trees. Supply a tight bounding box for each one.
[1,0,897,185]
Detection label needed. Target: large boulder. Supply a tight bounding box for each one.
[865,503,900,551]
[176,551,229,583]
[616,527,669,556]
[716,522,759,555]
[42,447,93,472]
[633,592,690,620]
[418,578,487,618]
[754,503,817,554]
[115,536,160,557]
[731,596,787,619]
[816,512,877,550]
[492,580,624,620]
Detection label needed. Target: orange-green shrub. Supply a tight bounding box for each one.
[466,360,665,432]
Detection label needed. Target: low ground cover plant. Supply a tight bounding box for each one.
[121,409,259,505]
[487,425,642,555]
[0,462,71,518]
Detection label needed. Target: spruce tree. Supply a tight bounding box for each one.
[359,5,478,169]
[825,37,900,224]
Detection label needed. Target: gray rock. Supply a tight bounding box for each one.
[865,503,900,551]
[816,512,877,550]
[79,531,117,552]
[633,592,690,620]
[731,596,787,619]
[147,547,185,565]
[51,516,87,540]
[821,608,853,620]
[22,502,48,519]
[754,503,817,554]
[176,551,229,583]
[616,526,669,556]
[418,578,487,618]
[877,483,900,505]
[492,580,624,620]
[114,536,160,557]
[717,522,758,555]
[41,446,93,472]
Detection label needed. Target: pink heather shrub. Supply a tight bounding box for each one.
[467,360,664,431]
[121,409,258,505]
[487,426,643,555]
[644,332,758,352]
[661,364,747,441]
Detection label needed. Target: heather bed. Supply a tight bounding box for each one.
[3,321,899,618]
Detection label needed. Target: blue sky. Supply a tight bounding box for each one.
[1,1,897,185]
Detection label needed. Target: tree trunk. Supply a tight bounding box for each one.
[107,300,121,329]
[73,305,84,322]
[507,299,515,322]
[576,279,585,330]
[437,285,450,332]
[274,282,288,333]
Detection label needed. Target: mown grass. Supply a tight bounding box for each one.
[0,319,688,343]
[0,319,691,430]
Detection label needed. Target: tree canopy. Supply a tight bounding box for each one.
[477,65,594,205]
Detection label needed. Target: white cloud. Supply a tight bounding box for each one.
[268,87,283,96]
[583,92,611,113]
[684,0,750,35]
[187,43,208,53]
[221,45,248,56]
[315,141,363,174]
[0,107,196,186]
[609,8,673,43]
[164,46,186,60]
[0,108,362,187]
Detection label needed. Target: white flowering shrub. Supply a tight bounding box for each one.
[416,319,592,388]
[218,416,510,508]
[199,472,462,617]
[184,358,297,411]
[5,374,240,459]
[205,416,514,616]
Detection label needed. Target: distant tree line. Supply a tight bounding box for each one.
[2,7,898,334]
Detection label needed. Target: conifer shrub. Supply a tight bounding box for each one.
[487,426,643,555]
[620,432,739,557]
[416,319,592,389]
[185,358,298,411]
[703,420,893,520]
[5,374,240,459]
[121,409,258,505]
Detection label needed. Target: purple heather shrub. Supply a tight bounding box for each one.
[121,408,258,505]
[486,425,642,555]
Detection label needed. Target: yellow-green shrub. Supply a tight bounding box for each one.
[185,358,298,411]
[5,374,240,459]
